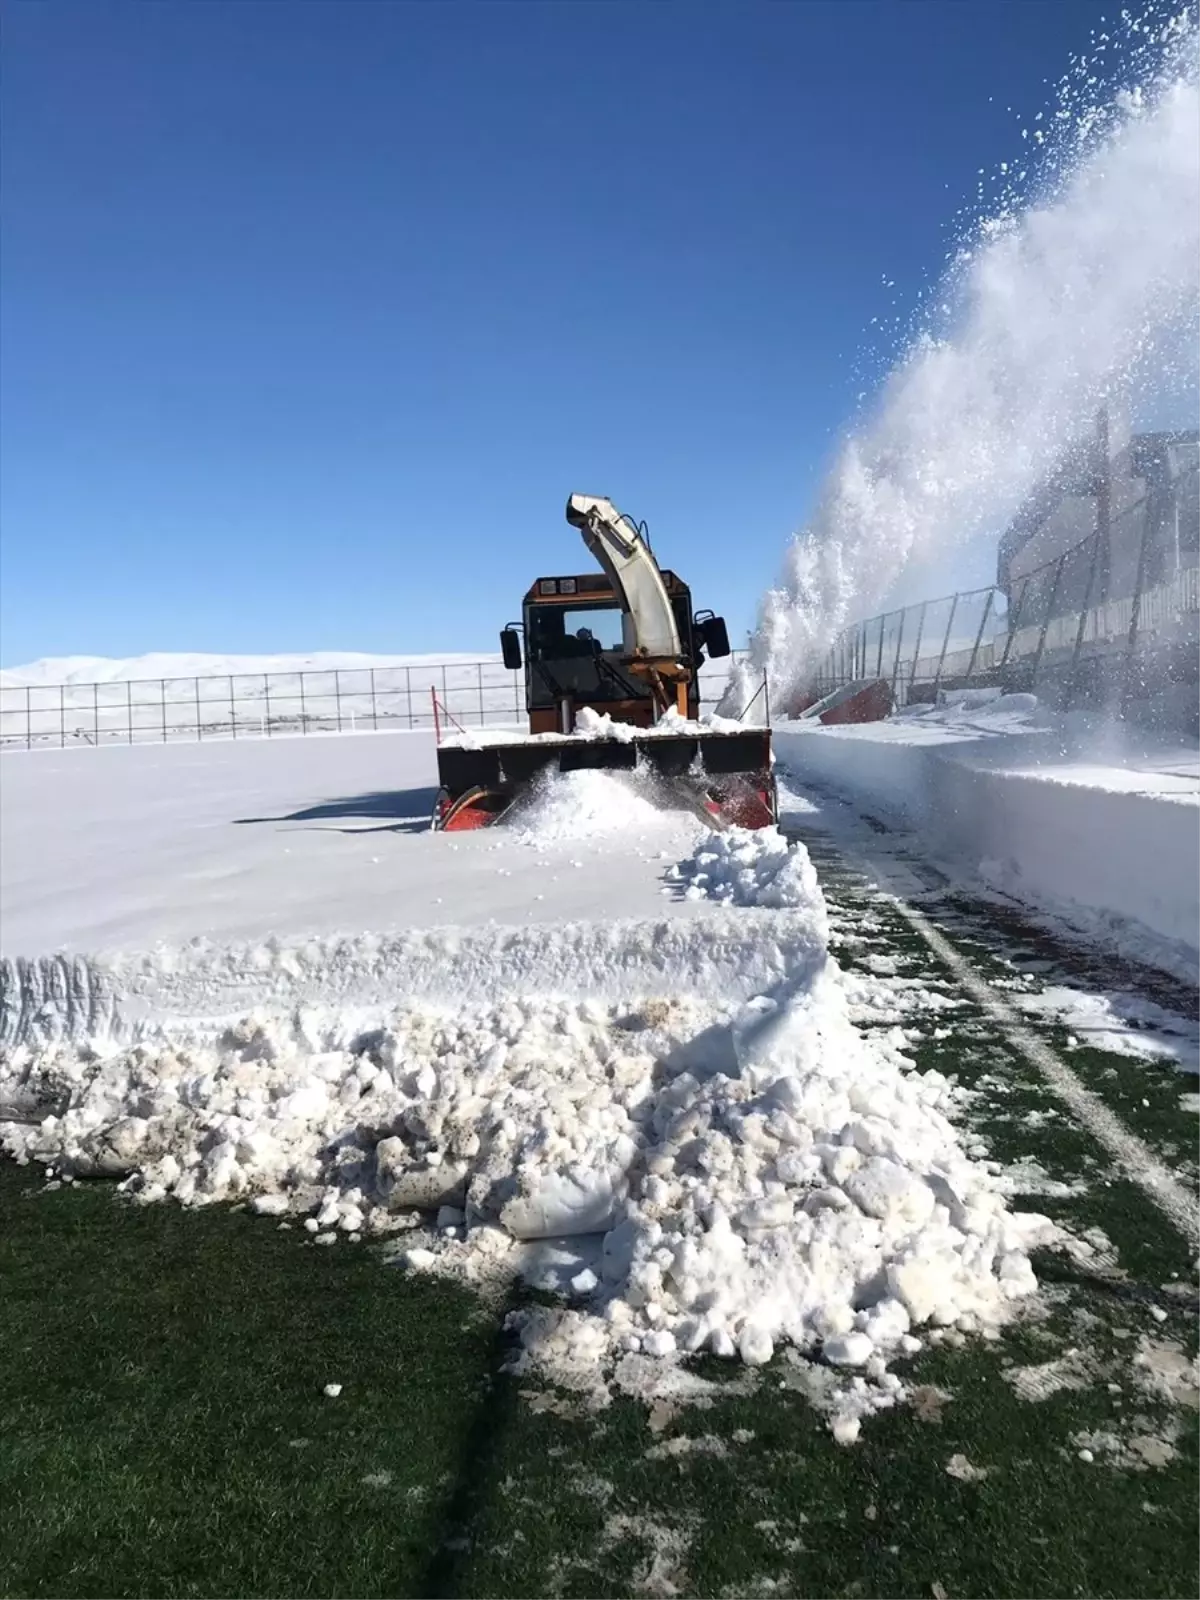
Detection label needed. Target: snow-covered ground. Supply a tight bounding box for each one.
[0,731,713,954]
[2,702,1193,1441]
[2,731,801,1039]
[774,694,1200,981]
[0,741,1058,1440]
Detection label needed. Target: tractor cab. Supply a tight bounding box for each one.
[500,571,730,735]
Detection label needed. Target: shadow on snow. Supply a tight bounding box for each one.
[233,785,439,834]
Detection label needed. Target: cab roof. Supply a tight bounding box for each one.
[523,569,689,605]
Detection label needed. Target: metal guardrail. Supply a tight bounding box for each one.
[0,655,746,752]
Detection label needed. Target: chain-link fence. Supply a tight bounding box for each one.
[811,471,1199,710]
[0,655,745,752]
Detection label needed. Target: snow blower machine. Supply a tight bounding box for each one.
[432,494,776,831]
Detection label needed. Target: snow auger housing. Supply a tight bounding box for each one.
[432,494,776,831]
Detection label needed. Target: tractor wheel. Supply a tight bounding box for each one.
[433,785,509,832]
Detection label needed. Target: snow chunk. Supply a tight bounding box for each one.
[676,827,822,910]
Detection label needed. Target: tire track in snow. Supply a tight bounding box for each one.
[0,955,120,1050]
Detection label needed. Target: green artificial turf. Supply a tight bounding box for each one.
[3,1159,1196,1599]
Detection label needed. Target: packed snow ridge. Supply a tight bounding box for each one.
[1,826,1055,1439]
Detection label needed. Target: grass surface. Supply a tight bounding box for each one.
[3,1158,1196,1599]
[3,821,1197,1598]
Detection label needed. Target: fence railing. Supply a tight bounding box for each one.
[810,584,1008,705]
[0,655,745,752]
[811,480,1199,710]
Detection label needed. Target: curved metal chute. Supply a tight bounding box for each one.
[565,494,682,661]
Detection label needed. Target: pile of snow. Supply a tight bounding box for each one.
[670,826,821,908]
[1,831,1054,1440]
[504,767,680,845]
[572,706,748,740]
[443,705,750,750]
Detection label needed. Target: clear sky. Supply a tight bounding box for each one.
[1,0,1119,666]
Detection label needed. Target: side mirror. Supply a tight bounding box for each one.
[500,627,523,671]
[699,614,730,658]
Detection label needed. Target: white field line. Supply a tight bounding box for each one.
[888,895,1199,1253]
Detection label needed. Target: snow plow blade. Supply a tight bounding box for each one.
[434,729,776,832]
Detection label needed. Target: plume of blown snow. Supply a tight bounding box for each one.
[724,7,1200,713]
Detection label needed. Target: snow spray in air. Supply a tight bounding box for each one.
[725,5,1200,713]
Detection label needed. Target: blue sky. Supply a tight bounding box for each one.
[2,0,1122,665]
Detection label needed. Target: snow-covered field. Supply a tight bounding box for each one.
[0,725,1075,1439]
[0,731,717,954]
[2,703,1195,1444]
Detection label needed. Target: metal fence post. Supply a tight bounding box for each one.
[334,670,343,733]
[370,668,378,731]
[964,589,995,681]
[1069,530,1104,696]
[126,681,133,745]
[1030,553,1066,686]
[160,678,167,743]
[907,601,928,692]
[228,675,237,739]
[26,686,31,750]
[477,661,484,725]
[998,578,1028,673]
[931,593,960,697]
[299,672,307,733]
[406,666,413,729]
[194,678,202,741]
[1120,497,1155,718]
[875,614,886,679]
[93,681,99,746]
[264,673,273,736]
[889,607,907,702]
[60,684,66,748]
